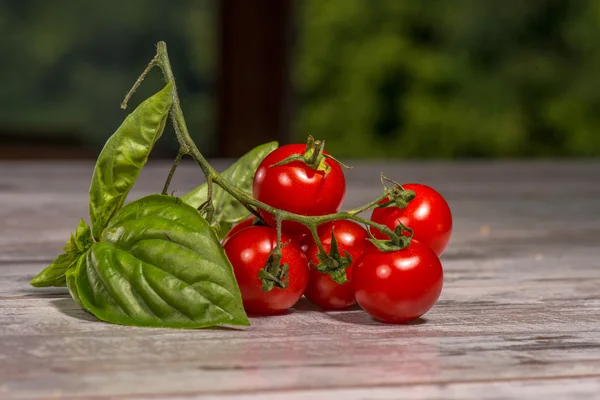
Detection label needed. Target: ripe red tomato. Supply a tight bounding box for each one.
[223,226,309,315]
[370,183,452,256]
[304,220,368,310]
[299,235,311,254]
[353,240,443,323]
[252,144,346,234]
[289,233,308,249]
[222,217,255,245]
[223,219,307,249]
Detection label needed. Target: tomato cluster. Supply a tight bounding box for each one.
[222,143,452,324]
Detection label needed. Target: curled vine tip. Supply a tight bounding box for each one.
[376,174,416,209]
[380,174,404,189]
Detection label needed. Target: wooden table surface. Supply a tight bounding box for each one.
[1,160,599,400]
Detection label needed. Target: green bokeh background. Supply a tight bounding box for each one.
[2,0,600,158]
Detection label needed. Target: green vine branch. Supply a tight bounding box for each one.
[125,41,413,291]
[162,150,184,195]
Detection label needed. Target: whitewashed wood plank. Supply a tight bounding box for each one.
[1,161,600,399]
[174,378,600,400]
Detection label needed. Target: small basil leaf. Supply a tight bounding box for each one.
[89,82,173,240]
[66,254,88,310]
[181,141,277,236]
[74,218,93,249]
[30,219,93,287]
[74,194,249,328]
[30,251,79,288]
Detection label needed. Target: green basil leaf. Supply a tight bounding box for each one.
[72,194,249,328]
[89,82,173,240]
[66,254,87,310]
[30,251,79,288]
[214,221,233,240]
[181,141,277,236]
[74,218,93,251]
[30,219,93,287]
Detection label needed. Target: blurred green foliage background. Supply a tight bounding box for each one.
[294,0,600,157]
[1,0,599,158]
[0,0,217,155]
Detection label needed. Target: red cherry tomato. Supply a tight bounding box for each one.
[370,183,452,256]
[304,220,368,310]
[224,219,307,250]
[289,233,308,249]
[223,226,309,315]
[299,235,311,254]
[252,144,346,234]
[222,217,255,245]
[354,240,443,323]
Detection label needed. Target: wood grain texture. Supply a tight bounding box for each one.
[0,160,599,400]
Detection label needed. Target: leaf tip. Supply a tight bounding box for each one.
[29,277,42,288]
[231,314,251,327]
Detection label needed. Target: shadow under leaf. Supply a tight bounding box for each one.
[51,297,101,323]
[20,287,69,298]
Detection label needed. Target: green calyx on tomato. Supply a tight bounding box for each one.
[379,186,416,209]
[258,244,290,292]
[377,176,417,210]
[368,223,413,252]
[312,228,353,284]
[269,135,340,175]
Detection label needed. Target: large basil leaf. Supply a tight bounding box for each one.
[30,219,93,287]
[181,141,277,237]
[71,194,249,328]
[89,82,173,240]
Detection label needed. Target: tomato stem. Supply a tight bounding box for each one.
[309,224,328,257]
[306,138,325,167]
[346,195,388,216]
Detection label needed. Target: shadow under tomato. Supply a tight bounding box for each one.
[290,296,363,313]
[289,296,320,312]
[325,310,428,326]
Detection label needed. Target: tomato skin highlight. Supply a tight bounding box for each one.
[299,235,311,254]
[353,240,443,324]
[222,217,255,246]
[223,226,309,315]
[289,233,308,249]
[304,220,368,310]
[252,144,346,234]
[370,183,452,256]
